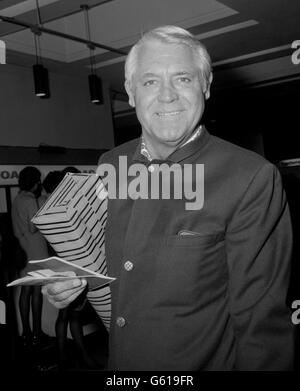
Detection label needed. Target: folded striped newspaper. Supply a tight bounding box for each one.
[31,173,112,330]
[7,256,115,290]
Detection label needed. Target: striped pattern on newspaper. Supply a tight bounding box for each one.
[32,173,111,329]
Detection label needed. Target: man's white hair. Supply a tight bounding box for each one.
[125,25,212,93]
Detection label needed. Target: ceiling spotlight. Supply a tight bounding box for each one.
[88,74,103,104]
[32,0,50,99]
[33,63,49,97]
[82,4,103,105]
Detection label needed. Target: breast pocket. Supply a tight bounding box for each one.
[155,232,227,306]
[166,232,225,248]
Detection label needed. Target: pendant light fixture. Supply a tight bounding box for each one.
[81,4,103,105]
[32,0,50,98]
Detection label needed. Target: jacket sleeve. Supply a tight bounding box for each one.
[226,162,295,370]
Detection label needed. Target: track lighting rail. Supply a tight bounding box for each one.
[0,14,127,56]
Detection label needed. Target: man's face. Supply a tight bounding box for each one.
[126,40,211,154]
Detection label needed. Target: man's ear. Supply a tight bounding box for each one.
[204,73,213,100]
[125,80,136,107]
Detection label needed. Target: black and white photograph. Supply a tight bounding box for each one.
[0,0,300,383]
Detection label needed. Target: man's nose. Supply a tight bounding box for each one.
[157,81,178,103]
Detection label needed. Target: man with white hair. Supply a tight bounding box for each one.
[43,26,294,370]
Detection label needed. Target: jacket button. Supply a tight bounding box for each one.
[148,165,155,172]
[124,261,134,271]
[116,317,126,327]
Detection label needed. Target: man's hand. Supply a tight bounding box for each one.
[41,271,87,309]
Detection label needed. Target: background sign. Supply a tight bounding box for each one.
[0,165,97,186]
[0,165,97,213]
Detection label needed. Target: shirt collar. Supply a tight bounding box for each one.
[132,125,210,164]
[139,125,202,162]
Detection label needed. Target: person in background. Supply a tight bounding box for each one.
[42,170,63,200]
[42,26,294,370]
[43,167,98,370]
[11,166,50,347]
[0,232,3,325]
[60,166,81,177]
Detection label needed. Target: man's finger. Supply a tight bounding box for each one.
[47,285,87,309]
[42,279,87,307]
[42,277,83,296]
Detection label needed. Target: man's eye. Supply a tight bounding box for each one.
[144,80,157,86]
[177,77,191,83]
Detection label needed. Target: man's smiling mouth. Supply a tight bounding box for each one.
[156,111,183,117]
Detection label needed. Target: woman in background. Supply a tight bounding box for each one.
[11,166,50,347]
